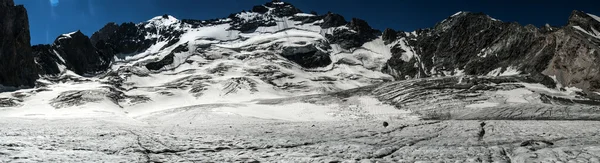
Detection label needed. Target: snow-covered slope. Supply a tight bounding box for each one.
[0,1,393,118]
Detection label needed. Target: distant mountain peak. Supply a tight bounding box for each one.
[145,14,180,28]
[256,0,302,17]
[567,10,600,30]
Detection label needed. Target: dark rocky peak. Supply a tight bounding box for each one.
[53,30,110,76]
[433,11,503,33]
[326,17,379,49]
[567,10,600,34]
[321,12,347,28]
[32,44,62,75]
[90,22,155,57]
[55,30,86,42]
[144,14,181,30]
[249,0,300,16]
[252,5,269,14]
[263,0,302,17]
[523,24,539,32]
[382,28,398,44]
[568,10,594,26]
[0,0,38,88]
[540,23,559,33]
[385,10,553,81]
[181,19,205,28]
[348,18,378,35]
[90,22,119,45]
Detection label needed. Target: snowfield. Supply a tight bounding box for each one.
[2,118,600,162]
[3,75,600,162]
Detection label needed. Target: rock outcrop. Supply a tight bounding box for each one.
[52,31,111,76]
[320,13,347,28]
[90,22,155,59]
[0,0,38,88]
[326,18,379,49]
[281,43,332,68]
[542,10,600,93]
[32,45,62,75]
[382,28,397,44]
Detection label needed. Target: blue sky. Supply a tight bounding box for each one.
[15,0,600,45]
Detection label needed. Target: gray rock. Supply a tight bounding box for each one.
[0,0,38,87]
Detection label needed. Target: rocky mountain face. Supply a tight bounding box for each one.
[0,0,38,89]
[33,31,111,76]
[382,11,600,95]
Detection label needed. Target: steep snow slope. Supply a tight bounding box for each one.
[0,1,394,118]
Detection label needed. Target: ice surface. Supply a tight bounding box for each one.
[496,88,533,103]
[2,118,600,162]
[451,11,464,17]
[573,26,600,39]
[588,13,600,23]
[465,101,499,108]
[294,13,316,17]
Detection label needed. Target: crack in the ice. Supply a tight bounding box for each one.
[124,129,151,163]
[499,147,512,162]
[370,134,440,159]
[368,122,447,159]
[122,129,191,163]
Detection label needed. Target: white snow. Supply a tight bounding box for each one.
[487,67,520,76]
[182,24,240,41]
[496,88,533,103]
[294,13,316,17]
[1,13,393,121]
[56,31,78,40]
[61,31,77,38]
[549,75,563,89]
[0,82,124,118]
[488,16,501,22]
[465,101,499,108]
[216,29,325,49]
[451,11,464,17]
[145,15,179,28]
[500,67,520,76]
[573,26,600,39]
[487,67,502,76]
[236,12,262,21]
[396,38,416,62]
[587,13,600,23]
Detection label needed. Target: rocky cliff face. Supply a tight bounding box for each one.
[383,11,600,94]
[542,11,600,93]
[33,31,111,77]
[53,31,111,76]
[0,0,38,88]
